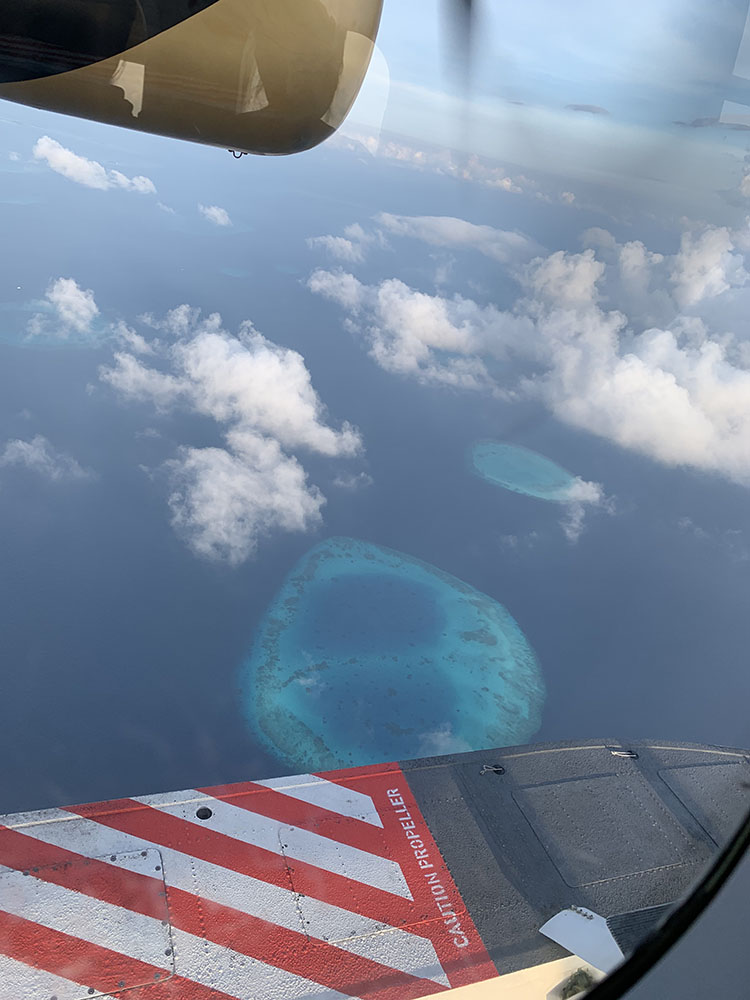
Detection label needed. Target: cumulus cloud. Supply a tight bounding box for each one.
[306,235,365,263]
[100,307,360,563]
[308,215,750,489]
[332,470,374,490]
[376,214,541,266]
[33,136,156,193]
[559,478,610,543]
[113,320,155,355]
[529,248,604,308]
[306,222,386,263]
[308,267,533,390]
[104,314,360,456]
[198,204,231,226]
[166,440,323,565]
[0,435,93,482]
[27,277,99,339]
[670,227,747,307]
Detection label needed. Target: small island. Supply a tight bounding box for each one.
[241,537,545,770]
[471,441,580,502]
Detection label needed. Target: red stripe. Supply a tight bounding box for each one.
[0,826,167,920]
[63,799,423,930]
[200,780,392,859]
[0,910,237,1000]
[320,766,499,991]
[0,827,445,1000]
[318,763,402,781]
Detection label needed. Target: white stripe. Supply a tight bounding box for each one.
[0,872,172,973]
[4,810,447,987]
[0,952,119,1000]
[253,775,384,827]
[0,878,353,1000]
[133,791,413,900]
[169,920,352,1000]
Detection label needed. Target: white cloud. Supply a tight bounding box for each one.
[109,171,156,194]
[619,240,664,294]
[167,440,323,566]
[308,215,750,489]
[27,277,99,339]
[113,320,155,355]
[376,214,540,266]
[670,227,747,307]
[582,227,618,250]
[528,248,604,308]
[0,435,93,481]
[332,131,577,204]
[8,151,19,162]
[559,478,610,542]
[101,307,361,563]
[33,136,156,193]
[47,278,98,331]
[307,269,365,312]
[101,350,183,409]
[306,235,364,263]
[308,268,530,389]
[157,201,176,215]
[332,470,374,490]
[306,222,386,264]
[198,204,231,226]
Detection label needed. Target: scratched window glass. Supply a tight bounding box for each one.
[0,2,749,998]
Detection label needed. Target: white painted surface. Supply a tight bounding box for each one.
[254,774,384,827]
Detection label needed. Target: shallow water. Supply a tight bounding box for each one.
[241,536,545,770]
[471,441,577,501]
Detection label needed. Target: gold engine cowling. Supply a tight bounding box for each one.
[0,0,383,154]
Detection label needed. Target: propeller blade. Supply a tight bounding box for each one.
[442,0,476,88]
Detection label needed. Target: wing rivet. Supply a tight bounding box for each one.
[196,806,213,820]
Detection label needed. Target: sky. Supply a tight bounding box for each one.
[1,0,750,854]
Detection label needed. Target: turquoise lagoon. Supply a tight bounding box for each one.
[471,442,578,501]
[242,537,545,770]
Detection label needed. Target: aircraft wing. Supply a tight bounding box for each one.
[0,739,746,999]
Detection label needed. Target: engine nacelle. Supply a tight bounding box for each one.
[0,0,383,154]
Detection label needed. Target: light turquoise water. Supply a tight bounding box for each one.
[241,536,545,770]
[219,267,250,279]
[471,441,577,501]
[0,302,107,348]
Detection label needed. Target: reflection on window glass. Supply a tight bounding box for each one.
[0,1,749,998]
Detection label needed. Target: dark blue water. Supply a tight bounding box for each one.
[298,573,443,654]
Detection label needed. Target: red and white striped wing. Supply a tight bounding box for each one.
[0,764,494,999]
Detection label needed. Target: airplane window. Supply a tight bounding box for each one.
[0,2,749,998]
